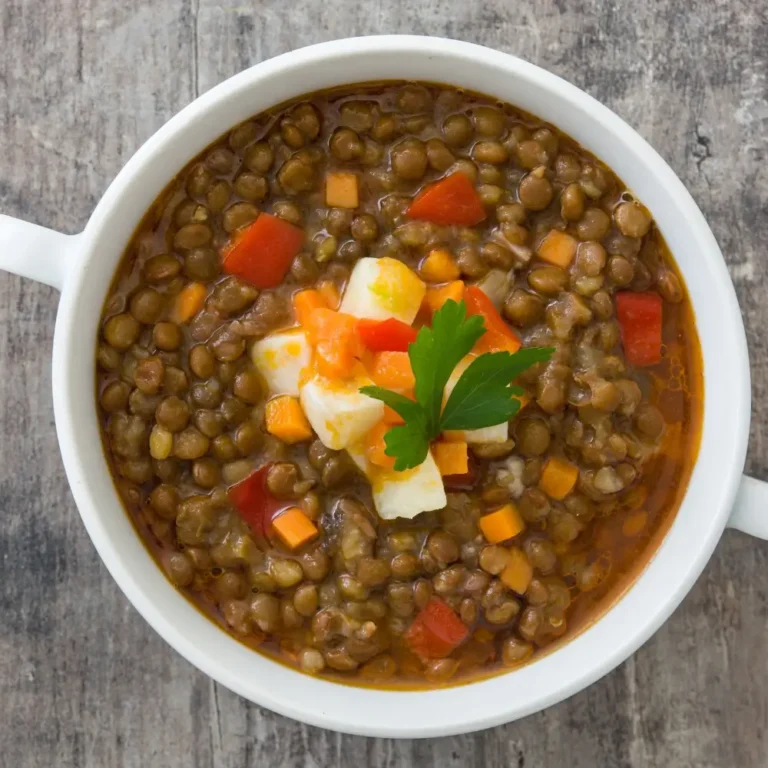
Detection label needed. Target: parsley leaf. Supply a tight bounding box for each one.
[383,422,430,471]
[358,299,554,471]
[409,300,485,436]
[358,386,430,470]
[440,348,554,430]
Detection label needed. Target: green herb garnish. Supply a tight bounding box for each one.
[360,300,554,470]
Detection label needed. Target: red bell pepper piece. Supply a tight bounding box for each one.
[227,464,283,537]
[222,213,304,288]
[464,286,521,354]
[404,597,469,659]
[406,171,486,227]
[357,318,418,352]
[616,291,663,366]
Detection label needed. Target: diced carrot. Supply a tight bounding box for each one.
[382,406,405,425]
[304,308,364,379]
[272,507,319,550]
[420,249,460,283]
[172,282,207,324]
[538,456,579,500]
[404,597,469,659]
[537,229,578,268]
[317,279,340,309]
[370,351,415,389]
[325,172,359,208]
[222,213,304,288]
[407,172,486,227]
[443,459,478,491]
[615,291,663,367]
[433,441,469,476]
[479,503,525,544]
[292,289,327,327]
[265,395,313,443]
[424,281,465,314]
[500,548,533,595]
[365,421,396,469]
[442,429,465,443]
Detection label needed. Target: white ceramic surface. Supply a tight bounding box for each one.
[1,36,767,738]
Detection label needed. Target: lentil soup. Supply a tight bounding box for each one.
[97,82,702,688]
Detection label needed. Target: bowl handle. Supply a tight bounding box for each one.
[0,214,81,291]
[728,475,768,540]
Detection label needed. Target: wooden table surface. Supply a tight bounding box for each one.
[2,1,767,765]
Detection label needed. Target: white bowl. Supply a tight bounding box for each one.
[1,36,766,738]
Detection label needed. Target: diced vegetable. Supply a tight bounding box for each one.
[272,507,319,550]
[222,213,304,288]
[300,375,384,450]
[370,351,416,389]
[433,441,468,476]
[365,421,396,469]
[317,279,340,309]
[407,172,486,227]
[340,257,426,324]
[475,329,522,355]
[539,456,579,500]
[465,423,510,444]
[228,465,280,536]
[304,308,364,379]
[479,503,525,543]
[404,597,469,659]
[293,289,328,327]
[357,318,417,352]
[476,268,512,309]
[265,395,313,443]
[464,286,521,354]
[251,330,311,397]
[500,548,533,594]
[421,249,460,283]
[347,444,447,520]
[537,229,577,268]
[442,460,477,491]
[615,291,663,366]
[423,280,465,314]
[172,282,207,324]
[325,171,359,208]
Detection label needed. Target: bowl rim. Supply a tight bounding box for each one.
[50,35,750,737]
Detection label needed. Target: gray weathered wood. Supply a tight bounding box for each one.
[1,1,767,765]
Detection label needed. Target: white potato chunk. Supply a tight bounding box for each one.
[251,330,311,397]
[463,423,510,444]
[339,257,426,324]
[348,445,447,520]
[299,375,384,450]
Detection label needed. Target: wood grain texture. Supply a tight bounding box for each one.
[1,1,767,765]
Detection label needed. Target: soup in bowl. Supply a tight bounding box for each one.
[96,81,702,688]
[1,37,757,737]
